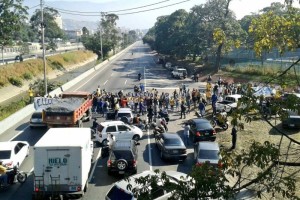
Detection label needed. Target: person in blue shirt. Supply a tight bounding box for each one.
[211,93,218,115]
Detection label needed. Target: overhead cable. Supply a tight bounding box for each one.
[45,0,191,16]
[45,0,171,14]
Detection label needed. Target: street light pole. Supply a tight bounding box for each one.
[40,0,47,96]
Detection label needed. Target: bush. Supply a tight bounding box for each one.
[8,77,23,87]
[23,72,32,80]
[51,60,64,70]
[0,98,29,121]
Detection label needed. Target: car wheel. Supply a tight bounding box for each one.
[102,139,108,146]
[210,120,216,127]
[222,123,229,130]
[116,159,128,171]
[132,134,140,141]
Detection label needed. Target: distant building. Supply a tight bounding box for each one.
[64,29,83,42]
[54,15,63,29]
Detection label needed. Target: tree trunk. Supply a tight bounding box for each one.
[1,46,4,65]
[215,43,223,71]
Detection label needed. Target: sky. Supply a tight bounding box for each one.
[26,0,299,29]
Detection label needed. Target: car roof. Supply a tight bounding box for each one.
[225,94,242,98]
[112,139,134,150]
[177,68,186,71]
[198,142,219,151]
[113,170,187,192]
[100,121,126,126]
[190,118,210,123]
[118,108,132,111]
[162,132,181,139]
[0,141,23,151]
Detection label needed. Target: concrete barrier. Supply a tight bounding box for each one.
[0,43,134,135]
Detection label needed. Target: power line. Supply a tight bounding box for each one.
[45,0,192,17]
[45,0,171,14]
[28,4,40,10]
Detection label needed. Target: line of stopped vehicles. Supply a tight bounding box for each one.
[1,89,299,200]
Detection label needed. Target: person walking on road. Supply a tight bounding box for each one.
[230,126,237,150]
[183,123,190,146]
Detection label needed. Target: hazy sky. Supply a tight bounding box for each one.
[28,0,298,29]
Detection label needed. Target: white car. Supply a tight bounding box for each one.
[0,141,30,168]
[105,170,188,200]
[95,121,143,146]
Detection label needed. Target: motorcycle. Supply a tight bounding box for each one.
[0,166,27,189]
[153,125,166,136]
[210,115,229,130]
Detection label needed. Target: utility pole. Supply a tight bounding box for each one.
[40,0,47,96]
[100,12,105,61]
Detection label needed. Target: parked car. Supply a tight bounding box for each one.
[171,68,187,79]
[29,111,47,128]
[187,118,216,142]
[95,121,143,146]
[194,141,221,167]
[107,139,139,175]
[0,141,29,168]
[116,108,134,124]
[215,94,242,113]
[155,132,187,162]
[282,109,300,129]
[105,170,188,200]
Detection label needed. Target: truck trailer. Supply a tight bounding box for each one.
[32,128,93,200]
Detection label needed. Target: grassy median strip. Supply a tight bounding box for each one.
[0,97,29,121]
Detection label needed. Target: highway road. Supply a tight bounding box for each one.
[0,41,200,200]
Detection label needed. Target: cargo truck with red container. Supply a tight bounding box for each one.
[42,91,93,128]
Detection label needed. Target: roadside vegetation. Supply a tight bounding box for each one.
[0,50,96,121]
[0,50,95,88]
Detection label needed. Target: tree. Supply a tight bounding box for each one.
[82,27,89,36]
[0,0,28,64]
[30,7,64,50]
[127,141,297,199]
[100,13,121,55]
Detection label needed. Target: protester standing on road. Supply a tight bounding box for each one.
[198,101,205,117]
[180,102,186,119]
[147,105,154,123]
[211,93,218,115]
[0,161,8,187]
[183,123,190,146]
[230,126,237,150]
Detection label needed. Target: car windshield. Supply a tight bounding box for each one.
[164,138,183,146]
[118,113,131,118]
[106,185,133,200]
[199,149,219,160]
[196,122,212,130]
[0,150,11,159]
[112,150,134,160]
[32,112,42,118]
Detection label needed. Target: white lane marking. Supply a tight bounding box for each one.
[103,80,108,85]
[9,125,29,141]
[88,147,102,182]
[73,64,109,91]
[125,80,127,85]
[147,129,153,171]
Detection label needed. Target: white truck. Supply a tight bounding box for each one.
[216,94,242,113]
[32,128,93,200]
[171,68,187,79]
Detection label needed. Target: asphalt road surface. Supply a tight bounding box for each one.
[0,41,204,200]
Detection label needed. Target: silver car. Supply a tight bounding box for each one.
[194,141,221,167]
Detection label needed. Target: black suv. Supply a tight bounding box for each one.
[107,139,139,175]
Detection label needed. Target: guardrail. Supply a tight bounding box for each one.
[0,43,135,135]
